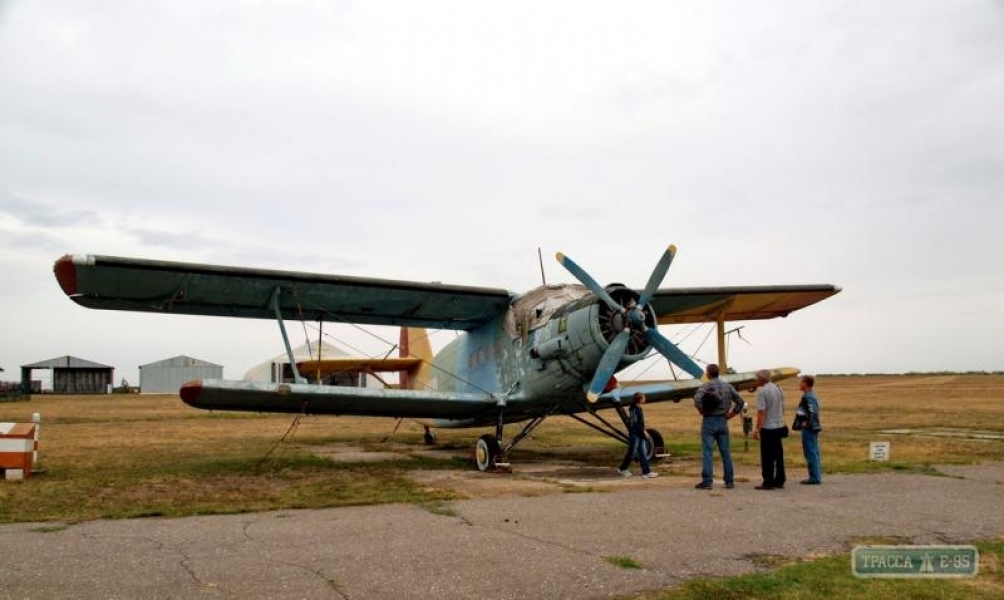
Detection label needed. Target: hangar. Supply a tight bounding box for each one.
[139,355,223,394]
[245,339,382,388]
[21,355,114,394]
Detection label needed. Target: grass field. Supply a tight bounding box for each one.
[632,539,1004,600]
[1,374,1003,524]
[2,374,1002,599]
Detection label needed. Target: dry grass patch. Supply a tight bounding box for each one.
[1,375,1003,523]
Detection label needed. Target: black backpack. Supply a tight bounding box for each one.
[702,387,722,413]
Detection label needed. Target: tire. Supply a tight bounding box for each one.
[644,428,665,462]
[474,434,501,472]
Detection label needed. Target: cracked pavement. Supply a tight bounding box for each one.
[2,463,1003,599]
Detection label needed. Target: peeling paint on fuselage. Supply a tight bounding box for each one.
[425,291,654,427]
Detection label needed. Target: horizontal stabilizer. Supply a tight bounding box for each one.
[297,357,423,375]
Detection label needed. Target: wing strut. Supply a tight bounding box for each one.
[714,300,734,371]
[272,287,305,384]
[565,402,630,444]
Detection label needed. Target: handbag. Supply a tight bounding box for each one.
[792,414,806,431]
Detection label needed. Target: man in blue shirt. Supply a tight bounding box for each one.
[693,364,746,489]
[796,374,823,484]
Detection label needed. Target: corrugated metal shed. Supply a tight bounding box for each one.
[21,355,114,394]
[139,355,223,394]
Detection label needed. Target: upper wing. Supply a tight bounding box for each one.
[54,254,513,330]
[180,379,499,422]
[649,284,841,324]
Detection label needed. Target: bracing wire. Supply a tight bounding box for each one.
[692,324,716,358]
[258,402,308,468]
[288,291,500,399]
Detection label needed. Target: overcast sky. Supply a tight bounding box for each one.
[2,1,1002,388]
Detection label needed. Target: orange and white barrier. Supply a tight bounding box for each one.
[0,421,37,481]
[32,412,40,465]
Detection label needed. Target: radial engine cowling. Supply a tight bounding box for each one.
[529,287,653,370]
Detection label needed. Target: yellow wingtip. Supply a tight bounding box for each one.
[668,244,677,254]
[556,251,566,262]
[586,391,599,403]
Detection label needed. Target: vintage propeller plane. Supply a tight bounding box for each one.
[53,247,839,471]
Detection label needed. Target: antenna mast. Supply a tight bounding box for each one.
[537,247,547,286]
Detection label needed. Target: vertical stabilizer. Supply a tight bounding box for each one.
[399,327,434,390]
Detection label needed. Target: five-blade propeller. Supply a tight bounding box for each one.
[557,246,705,402]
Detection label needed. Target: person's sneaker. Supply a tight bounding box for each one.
[642,472,659,479]
[694,482,712,489]
[754,484,775,490]
[799,479,821,485]
[725,482,735,489]
[619,469,633,477]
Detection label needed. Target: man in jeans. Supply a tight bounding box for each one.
[797,374,823,485]
[693,364,746,489]
[752,369,786,489]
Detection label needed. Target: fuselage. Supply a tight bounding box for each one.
[424,284,655,427]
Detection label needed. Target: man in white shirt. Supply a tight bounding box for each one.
[752,369,786,489]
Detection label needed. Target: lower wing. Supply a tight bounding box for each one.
[594,367,799,407]
[180,379,498,423]
[178,367,798,427]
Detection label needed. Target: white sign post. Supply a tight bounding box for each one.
[870,441,891,461]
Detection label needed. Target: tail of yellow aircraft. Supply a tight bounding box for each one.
[399,327,434,390]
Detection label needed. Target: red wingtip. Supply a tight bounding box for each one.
[54,255,78,296]
[180,380,203,406]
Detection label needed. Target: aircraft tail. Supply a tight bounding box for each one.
[399,327,434,391]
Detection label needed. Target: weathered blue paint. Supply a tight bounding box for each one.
[55,252,834,433]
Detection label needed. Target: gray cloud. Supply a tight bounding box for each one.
[1,1,1002,378]
[0,195,102,228]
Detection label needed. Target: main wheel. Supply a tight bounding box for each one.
[644,428,666,462]
[423,427,437,445]
[474,434,501,472]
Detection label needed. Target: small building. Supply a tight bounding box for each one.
[139,355,223,394]
[21,356,114,394]
[0,366,21,400]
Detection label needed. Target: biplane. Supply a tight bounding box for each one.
[54,247,839,471]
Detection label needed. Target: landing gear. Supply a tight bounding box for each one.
[470,399,558,472]
[644,428,666,462]
[474,434,502,472]
[423,426,436,445]
[566,402,669,464]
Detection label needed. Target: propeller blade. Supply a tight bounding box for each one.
[586,330,630,402]
[644,328,705,379]
[638,245,677,306]
[556,252,622,313]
